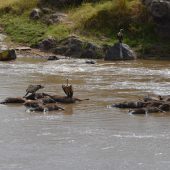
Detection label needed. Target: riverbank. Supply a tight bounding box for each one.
[0,0,170,59]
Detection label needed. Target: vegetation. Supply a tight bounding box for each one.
[0,0,169,56]
[0,14,46,45]
[0,0,38,14]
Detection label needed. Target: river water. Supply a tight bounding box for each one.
[0,55,170,170]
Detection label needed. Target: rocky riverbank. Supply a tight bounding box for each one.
[36,36,136,60]
[0,0,170,59]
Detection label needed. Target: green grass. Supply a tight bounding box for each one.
[45,24,72,41]
[0,0,169,57]
[0,0,38,14]
[70,0,157,45]
[67,0,168,55]
[0,13,72,46]
[0,14,47,45]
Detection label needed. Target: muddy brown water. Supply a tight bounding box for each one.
[0,56,170,170]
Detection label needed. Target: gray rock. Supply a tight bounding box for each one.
[54,36,103,58]
[29,8,41,20]
[0,49,17,61]
[39,36,103,58]
[41,8,53,14]
[104,43,136,61]
[55,36,83,57]
[54,46,68,54]
[81,49,97,58]
[39,38,57,51]
[42,12,67,25]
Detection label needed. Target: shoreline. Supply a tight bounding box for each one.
[1,31,170,61]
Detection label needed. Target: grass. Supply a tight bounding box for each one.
[0,14,47,45]
[0,13,72,46]
[0,0,38,14]
[68,0,169,56]
[45,24,72,41]
[0,0,73,45]
[0,0,169,57]
[69,0,157,46]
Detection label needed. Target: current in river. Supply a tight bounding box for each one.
[0,57,170,170]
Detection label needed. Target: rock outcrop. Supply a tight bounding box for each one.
[29,7,68,25]
[104,43,136,61]
[0,49,17,61]
[43,12,67,25]
[29,8,42,20]
[54,36,103,58]
[38,38,57,51]
[38,36,103,59]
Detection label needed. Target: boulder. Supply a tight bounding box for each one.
[38,36,103,58]
[50,12,67,23]
[104,43,136,61]
[39,38,57,51]
[54,36,103,58]
[42,12,67,25]
[41,8,53,14]
[81,49,97,58]
[0,49,17,61]
[54,46,68,54]
[29,8,41,20]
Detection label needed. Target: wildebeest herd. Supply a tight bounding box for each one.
[0,83,170,115]
[0,82,89,113]
[112,94,170,114]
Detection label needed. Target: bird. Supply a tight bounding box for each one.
[117,29,124,43]
[62,79,73,98]
[23,85,44,98]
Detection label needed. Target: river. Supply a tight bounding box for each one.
[0,54,170,170]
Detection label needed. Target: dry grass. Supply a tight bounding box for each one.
[0,0,18,8]
[0,0,159,50]
[70,0,152,37]
[0,0,38,12]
